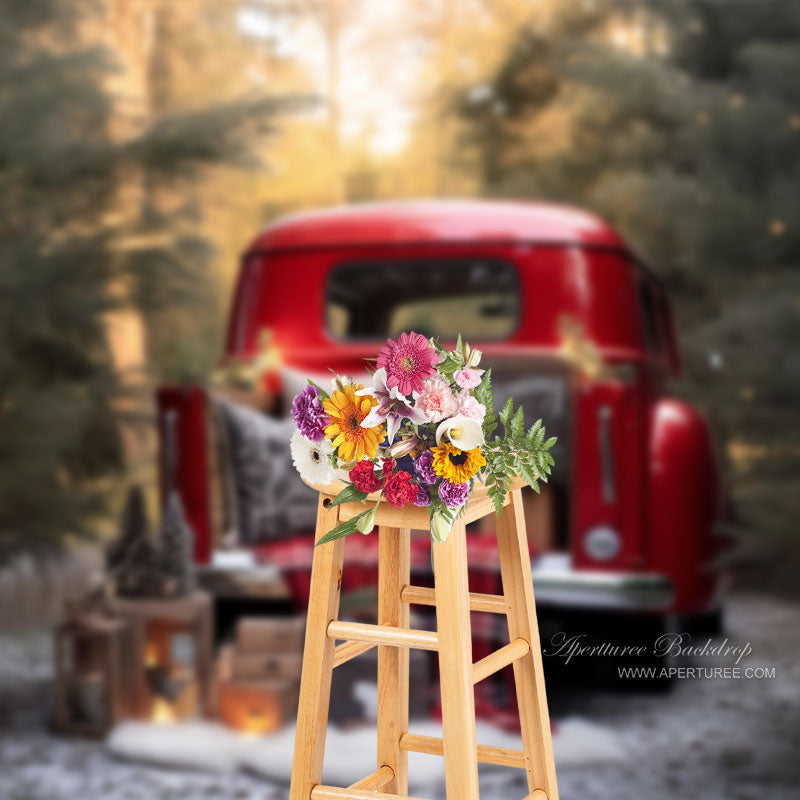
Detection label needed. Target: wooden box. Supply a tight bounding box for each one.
[235,616,305,654]
[231,650,302,681]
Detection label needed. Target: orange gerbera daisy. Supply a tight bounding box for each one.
[323,384,384,462]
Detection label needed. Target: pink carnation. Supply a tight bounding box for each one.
[457,392,486,423]
[416,377,458,423]
[454,368,482,389]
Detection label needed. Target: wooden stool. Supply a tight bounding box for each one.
[289,480,559,800]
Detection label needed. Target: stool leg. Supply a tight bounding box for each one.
[496,489,559,800]
[433,519,480,800]
[289,496,345,800]
[377,525,410,794]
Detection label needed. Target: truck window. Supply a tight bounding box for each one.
[326,258,520,340]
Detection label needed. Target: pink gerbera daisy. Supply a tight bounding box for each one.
[376,331,438,395]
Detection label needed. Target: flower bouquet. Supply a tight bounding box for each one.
[289,332,556,545]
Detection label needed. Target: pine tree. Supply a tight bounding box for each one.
[460,0,800,588]
[0,0,296,564]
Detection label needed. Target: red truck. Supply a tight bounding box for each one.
[159,200,724,685]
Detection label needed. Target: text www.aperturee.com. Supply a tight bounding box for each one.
[618,665,777,680]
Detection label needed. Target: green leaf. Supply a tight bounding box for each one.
[438,355,461,376]
[543,436,557,449]
[499,397,514,426]
[489,483,505,516]
[518,460,538,489]
[510,405,525,438]
[526,418,542,443]
[307,378,329,399]
[475,368,498,439]
[316,510,374,546]
[331,484,369,506]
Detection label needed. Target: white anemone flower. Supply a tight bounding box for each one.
[290,429,335,485]
[435,415,485,450]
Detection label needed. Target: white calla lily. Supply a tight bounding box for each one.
[435,415,484,450]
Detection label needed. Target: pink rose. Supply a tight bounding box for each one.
[457,392,486,423]
[454,368,482,389]
[415,377,458,422]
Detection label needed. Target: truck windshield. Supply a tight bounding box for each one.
[326,257,520,340]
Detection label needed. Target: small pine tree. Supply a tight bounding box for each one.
[158,492,195,598]
[106,486,150,575]
[115,535,163,599]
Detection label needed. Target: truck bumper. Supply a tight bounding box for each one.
[531,557,673,612]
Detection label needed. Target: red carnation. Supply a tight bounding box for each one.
[349,459,383,493]
[383,470,417,509]
[381,458,396,478]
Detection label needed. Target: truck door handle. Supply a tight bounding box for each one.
[598,405,616,504]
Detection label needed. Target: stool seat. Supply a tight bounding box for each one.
[289,484,559,800]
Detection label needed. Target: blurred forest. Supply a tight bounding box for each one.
[1,0,798,591]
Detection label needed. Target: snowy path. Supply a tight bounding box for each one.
[1,593,798,800]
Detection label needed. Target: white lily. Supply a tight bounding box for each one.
[356,367,426,443]
[435,415,485,450]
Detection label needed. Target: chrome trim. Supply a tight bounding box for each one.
[531,565,673,611]
[597,404,616,504]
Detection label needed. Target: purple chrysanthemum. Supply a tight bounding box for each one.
[291,385,329,442]
[438,479,469,509]
[413,484,432,507]
[414,450,437,485]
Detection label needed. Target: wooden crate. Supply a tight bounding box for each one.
[235,616,305,654]
[231,650,302,681]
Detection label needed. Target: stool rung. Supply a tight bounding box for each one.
[332,640,376,668]
[472,637,530,684]
[399,732,527,769]
[400,585,507,614]
[311,786,427,800]
[327,620,438,651]
[525,791,548,800]
[348,765,394,791]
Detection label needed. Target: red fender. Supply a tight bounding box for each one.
[647,398,721,614]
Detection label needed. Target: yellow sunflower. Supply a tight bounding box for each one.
[431,442,486,484]
[323,384,383,462]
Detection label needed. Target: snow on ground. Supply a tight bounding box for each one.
[1,593,799,800]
